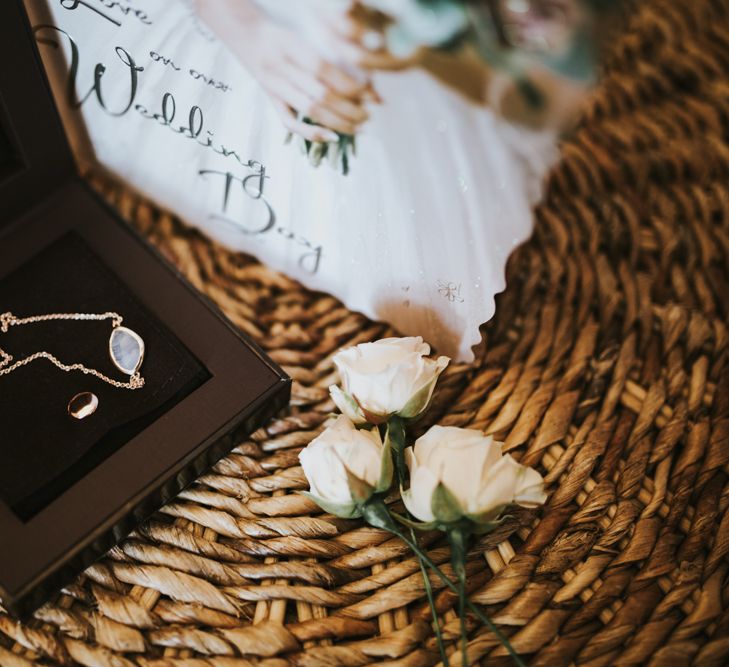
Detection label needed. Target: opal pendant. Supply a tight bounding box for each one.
[109,326,145,375]
[68,392,99,419]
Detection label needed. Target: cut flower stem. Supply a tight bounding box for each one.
[385,417,448,663]
[362,499,526,667]
[410,524,449,666]
[448,525,470,667]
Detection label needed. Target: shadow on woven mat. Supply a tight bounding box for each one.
[2,0,729,664]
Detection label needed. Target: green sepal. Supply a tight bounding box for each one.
[329,385,367,424]
[465,504,508,529]
[361,498,399,532]
[376,431,394,493]
[354,395,390,426]
[468,513,513,535]
[397,377,437,419]
[301,491,361,519]
[343,467,375,506]
[391,509,439,532]
[385,417,406,453]
[398,357,448,420]
[431,482,465,524]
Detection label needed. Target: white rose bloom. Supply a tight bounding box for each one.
[299,415,391,518]
[330,337,449,424]
[402,425,547,524]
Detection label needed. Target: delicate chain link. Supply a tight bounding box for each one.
[0,311,145,390]
[1,311,122,332]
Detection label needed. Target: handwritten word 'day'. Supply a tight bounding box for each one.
[200,169,323,275]
[59,0,152,27]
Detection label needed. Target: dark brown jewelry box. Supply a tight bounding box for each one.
[0,0,290,618]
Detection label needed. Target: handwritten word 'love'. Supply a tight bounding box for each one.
[59,0,152,27]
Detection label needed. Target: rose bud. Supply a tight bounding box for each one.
[329,336,449,425]
[299,415,393,518]
[402,425,547,525]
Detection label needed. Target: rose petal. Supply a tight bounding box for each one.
[298,415,384,507]
[472,454,523,516]
[402,463,439,522]
[329,385,367,425]
[332,337,445,417]
[514,466,547,507]
[413,427,499,511]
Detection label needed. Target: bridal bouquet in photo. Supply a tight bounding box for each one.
[297,0,619,174]
[293,0,470,174]
[299,336,547,665]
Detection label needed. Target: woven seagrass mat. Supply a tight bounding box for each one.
[3,0,729,664]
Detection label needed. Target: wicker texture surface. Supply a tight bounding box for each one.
[3,0,729,664]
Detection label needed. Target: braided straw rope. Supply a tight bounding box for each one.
[2,0,729,663]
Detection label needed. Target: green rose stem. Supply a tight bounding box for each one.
[384,418,448,665]
[448,525,470,667]
[386,417,408,489]
[410,523,449,667]
[361,498,526,667]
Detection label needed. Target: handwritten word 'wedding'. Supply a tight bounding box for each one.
[35,26,252,170]
[34,24,322,274]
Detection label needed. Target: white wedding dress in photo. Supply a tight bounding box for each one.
[26,0,558,361]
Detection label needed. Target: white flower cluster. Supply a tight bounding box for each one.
[299,336,546,524]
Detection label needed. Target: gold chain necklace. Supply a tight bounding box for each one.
[0,311,145,390]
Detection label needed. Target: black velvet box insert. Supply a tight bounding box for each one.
[0,233,210,521]
[0,0,290,618]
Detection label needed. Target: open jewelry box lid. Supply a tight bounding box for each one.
[0,1,75,226]
[0,0,291,617]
